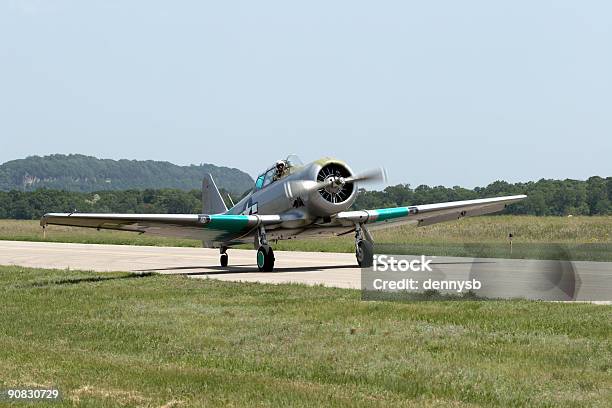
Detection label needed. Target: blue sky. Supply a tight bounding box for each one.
[1,1,610,187]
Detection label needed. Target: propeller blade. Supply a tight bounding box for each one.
[344,167,387,185]
[285,180,321,199]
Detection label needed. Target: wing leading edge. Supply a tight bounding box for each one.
[335,195,526,229]
[40,213,281,243]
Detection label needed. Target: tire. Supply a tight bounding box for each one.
[257,246,275,272]
[356,240,374,267]
[266,247,275,271]
[220,253,228,267]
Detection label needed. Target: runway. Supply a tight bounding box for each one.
[0,240,362,288]
[1,240,610,302]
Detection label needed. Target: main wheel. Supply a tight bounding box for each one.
[257,246,275,272]
[220,253,228,267]
[356,240,374,267]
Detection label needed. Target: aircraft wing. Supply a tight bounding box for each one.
[335,195,526,230]
[40,213,281,243]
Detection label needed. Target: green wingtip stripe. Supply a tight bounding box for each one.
[373,207,410,222]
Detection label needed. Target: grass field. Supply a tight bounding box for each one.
[0,265,610,407]
[1,216,611,261]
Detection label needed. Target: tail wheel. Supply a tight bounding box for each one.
[220,253,228,267]
[356,240,374,267]
[257,246,275,272]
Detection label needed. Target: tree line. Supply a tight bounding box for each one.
[0,177,610,220]
[355,177,612,216]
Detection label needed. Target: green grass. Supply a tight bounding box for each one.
[0,266,610,407]
[2,216,612,261]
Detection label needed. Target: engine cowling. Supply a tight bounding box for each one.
[305,160,358,216]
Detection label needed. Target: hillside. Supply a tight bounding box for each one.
[0,154,254,194]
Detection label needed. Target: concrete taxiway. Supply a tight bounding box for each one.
[0,240,361,288]
[0,241,610,302]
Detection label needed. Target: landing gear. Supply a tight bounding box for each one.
[256,245,275,272]
[220,246,228,267]
[255,225,275,272]
[355,224,374,267]
[356,240,374,267]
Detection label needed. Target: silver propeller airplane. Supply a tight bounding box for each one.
[41,155,526,271]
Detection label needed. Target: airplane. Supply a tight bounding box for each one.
[40,155,526,271]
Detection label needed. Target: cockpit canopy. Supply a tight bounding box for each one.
[254,154,304,190]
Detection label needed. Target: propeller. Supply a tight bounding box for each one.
[285,167,387,199]
[343,167,388,185]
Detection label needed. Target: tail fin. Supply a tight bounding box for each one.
[202,174,228,214]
